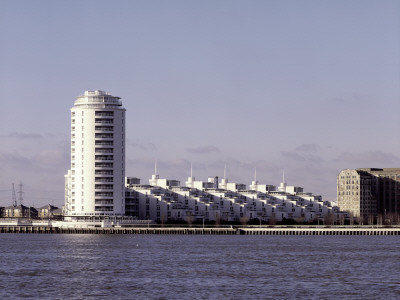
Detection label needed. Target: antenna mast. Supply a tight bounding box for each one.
[12,183,17,207]
[18,183,24,206]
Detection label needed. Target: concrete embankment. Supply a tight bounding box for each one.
[1,226,400,235]
[0,226,237,235]
[239,227,400,235]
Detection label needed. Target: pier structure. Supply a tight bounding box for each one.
[1,225,400,235]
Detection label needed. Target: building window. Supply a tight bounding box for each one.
[95,111,114,117]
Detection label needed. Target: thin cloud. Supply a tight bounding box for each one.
[281,151,323,163]
[0,147,69,173]
[186,145,220,154]
[295,144,321,152]
[33,149,70,170]
[1,132,44,139]
[334,151,400,164]
[0,152,32,167]
[328,93,372,104]
[127,140,157,152]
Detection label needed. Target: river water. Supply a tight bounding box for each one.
[0,234,399,299]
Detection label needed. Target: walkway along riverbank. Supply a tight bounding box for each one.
[1,226,400,235]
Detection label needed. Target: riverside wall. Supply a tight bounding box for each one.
[1,226,400,235]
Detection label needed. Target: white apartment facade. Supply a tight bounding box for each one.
[64,90,126,219]
[124,173,345,224]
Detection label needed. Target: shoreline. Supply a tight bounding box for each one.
[1,225,400,235]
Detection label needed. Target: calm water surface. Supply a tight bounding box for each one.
[0,234,399,299]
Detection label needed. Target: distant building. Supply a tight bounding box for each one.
[337,168,400,222]
[38,204,63,220]
[3,205,38,219]
[64,90,126,219]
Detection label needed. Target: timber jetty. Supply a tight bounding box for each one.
[1,225,400,235]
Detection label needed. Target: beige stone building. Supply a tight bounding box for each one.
[337,168,400,222]
[3,205,38,218]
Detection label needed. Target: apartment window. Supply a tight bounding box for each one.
[95,192,113,197]
[95,162,113,168]
[94,184,114,190]
[95,118,113,124]
[95,111,114,117]
[95,141,113,146]
[95,126,113,131]
[95,148,113,153]
[95,155,113,161]
[95,170,113,175]
[95,177,114,183]
[95,199,113,204]
[95,133,113,139]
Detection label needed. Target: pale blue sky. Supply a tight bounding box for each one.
[1,0,399,207]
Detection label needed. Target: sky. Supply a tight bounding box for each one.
[0,0,399,208]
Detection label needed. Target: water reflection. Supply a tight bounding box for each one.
[0,235,399,299]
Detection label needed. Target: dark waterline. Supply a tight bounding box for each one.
[0,234,399,299]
